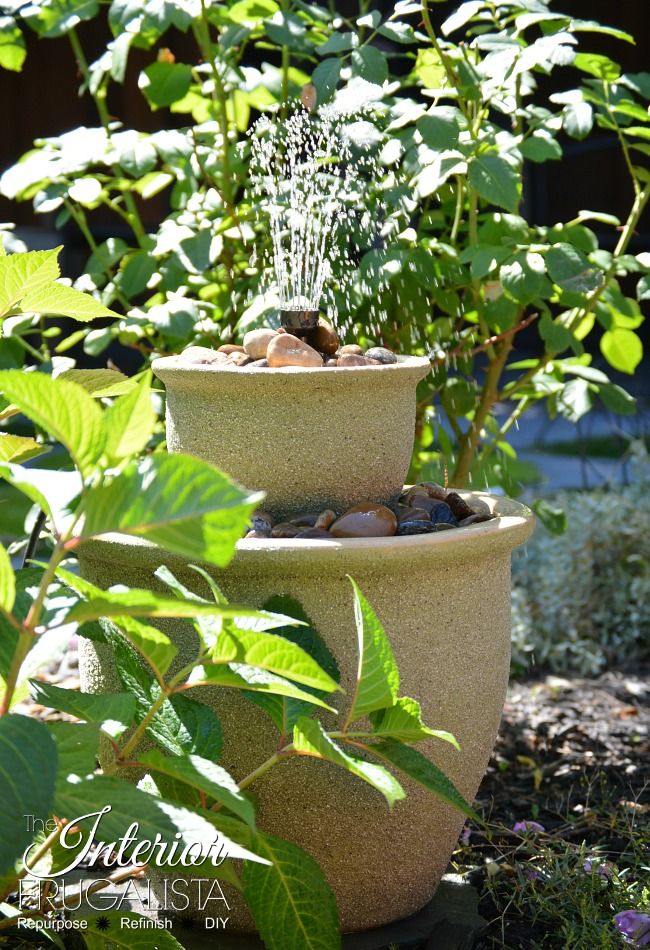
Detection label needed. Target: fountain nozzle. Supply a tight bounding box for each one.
[280,308,320,339]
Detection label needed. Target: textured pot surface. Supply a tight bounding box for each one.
[151,354,431,520]
[78,492,534,932]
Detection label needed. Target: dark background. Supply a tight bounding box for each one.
[2,0,649,322]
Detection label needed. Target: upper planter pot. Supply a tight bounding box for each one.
[152,355,431,520]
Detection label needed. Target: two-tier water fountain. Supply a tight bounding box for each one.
[78,102,534,933]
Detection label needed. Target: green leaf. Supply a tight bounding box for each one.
[563,100,593,139]
[573,52,621,81]
[500,252,546,304]
[414,47,445,88]
[139,62,193,108]
[79,454,263,567]
[441,1,483,35]
[210,627,340,692]
[351,46,388,85]
[558,377,592,422]
[47,721,98,788]
[520,130,562,163]
[0,715,57,874]
[243,595,340,733]
[369,697,460,747]
[0,247,60,319]
[312,58,341,104]
[637,275,650,301]
[19,281,120,322]
[546,243,602,294]
[317,31,355,55]
[539,313,573,353]
[0,543,15,612]
[187,663,337,712]
[56,368,136,397]
[598,382,636,415]
[102,373,156,464]
[0,371,104,478]
[80,912,185,950]
[416,109,460,149]
[377,20,417,44]
[367,740,475,817]
[0,433,45,463]
[229,0,279,25]
[109,614,177,678]
[531,499,567,535]
[468,154,520,213]
[54,775,265,873]
[57,568,278,628]
[600,328,643,374]
[138,749,255,827]
[346,577,399,724]
[0,16,26,71]
[29,681,136,735]
[0,465,81,530]
[293,717,405,808]
[243,833,340,950]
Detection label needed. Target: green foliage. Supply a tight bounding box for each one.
[0,369,469,949]
[0,0,646,493]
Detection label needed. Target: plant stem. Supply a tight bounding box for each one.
[0,540,66,716]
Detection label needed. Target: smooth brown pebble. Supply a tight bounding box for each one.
[398,506,431,524]
[296,527,333,540]
[291,513,319,527]
[337,344,363,355]
[229,351,253,366]
[315,509,337,530]
[271,522,301,538]
[312,321,340,356]
[445,491,474,520]
[242,358,268,369]
[337,354,374,367]
[181,346,228,365]
[433,523,457,531]
[403,488,436,512]
[218,344,246,355]
[324,358,338,367]
[330,502,397,538]
[243,328,279,360]
[459,513,493,526]
[418,482,448,501]
[252,510,274,531]
[267,334,323,368]
[365,346,397,364]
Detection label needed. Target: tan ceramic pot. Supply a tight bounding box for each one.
[78,492,534,933]
[151,355,431,521]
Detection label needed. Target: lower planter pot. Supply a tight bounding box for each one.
[78,492,534,933]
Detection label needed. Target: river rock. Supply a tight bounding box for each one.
[296,527,333,540]
[324,358,338,367]
[291,513,318,527]
[397,520,437,535]
[271,522,301,538]
[365,346,397,365]
[312,322,340,356]
[242,358,269,369]
[429,502,457,526]
[445,491,474,520]
[330,502,397,538]
[218,344,246,355]
[337,344,363,356]
[267,334,323,368]
[398,506,431,524]
[252,511,274,534]
[181,346,228,365]
[315,509,337,530]
[245,530,270,539]
[229,351,253,367]
[243,328,279,360]
[419,482,448,502]
[459,513,493,526]
[433,522,457,531]
[337,354,374,367]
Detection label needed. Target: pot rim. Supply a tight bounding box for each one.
[152,352,431,382]
[78,492,535,571]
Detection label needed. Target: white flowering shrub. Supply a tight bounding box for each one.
[511,444,650,676]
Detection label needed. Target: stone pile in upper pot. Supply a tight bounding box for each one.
[179,321,398,368]
[245,483,495,540]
